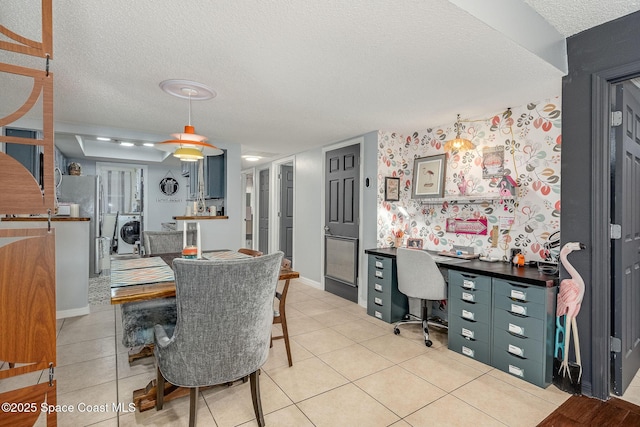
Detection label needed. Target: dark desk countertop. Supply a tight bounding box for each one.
[365,247,558,287]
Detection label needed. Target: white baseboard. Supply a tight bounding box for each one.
[56,305,91,319]
[294,276,322,290]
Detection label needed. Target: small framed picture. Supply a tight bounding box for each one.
[384,177,400,201]
[411,154,446,199]
[406,238,424,249]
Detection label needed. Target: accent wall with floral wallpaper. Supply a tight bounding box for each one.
[377,97,561,263]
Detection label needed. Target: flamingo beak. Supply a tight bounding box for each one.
[579,243,586,250]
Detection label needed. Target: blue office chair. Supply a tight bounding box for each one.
[393,248,448,347]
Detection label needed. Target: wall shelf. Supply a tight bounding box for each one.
[417,195,514,204]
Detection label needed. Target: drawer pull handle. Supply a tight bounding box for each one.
[462,346,475,358]
[462,279,476,289]
[508,344,525,358]
[508,323,524,335]
[374,311,382,319]
[462,292,475,302]
[374,297,383,306]
[510,304,527,315]
[510,289,526,300]
[461,328,475,339]
[375,261,383,268]
[508,364,524,377]
[460,317,477,324]
[509,282,529,289]
[374,283,383,292]
[507,331,527,339]
[375,271,383,278]
[462,310,475,321]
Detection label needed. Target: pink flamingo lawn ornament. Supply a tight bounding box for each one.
[556,241,586,382]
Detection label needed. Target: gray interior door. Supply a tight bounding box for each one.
[258,169,269,254]
[279,164,293,262]
[324,144,359,302]
[612,80,640,395]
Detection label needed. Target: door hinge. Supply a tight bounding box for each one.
[611,223,622,240]
[611,111,623,127]
[611,336,622,353]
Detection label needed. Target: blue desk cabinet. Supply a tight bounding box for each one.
[491,278,557,388]
[366,254,408,323]
[448,271,493,365]
[448,272,557,388]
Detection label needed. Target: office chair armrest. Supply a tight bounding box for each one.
[153,324,174,348]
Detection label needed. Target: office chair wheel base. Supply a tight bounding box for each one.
[425,339,432,347]
[393,327,400,335]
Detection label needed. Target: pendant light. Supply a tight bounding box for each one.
[444,114,474,152]
[155,80,223,161]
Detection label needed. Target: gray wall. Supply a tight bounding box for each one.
[562,10,640,398]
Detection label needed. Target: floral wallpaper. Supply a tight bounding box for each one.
[377,97,561,263]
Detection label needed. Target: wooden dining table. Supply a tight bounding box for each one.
[108,250,299,412]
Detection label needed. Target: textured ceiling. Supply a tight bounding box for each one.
[1,1,639,168]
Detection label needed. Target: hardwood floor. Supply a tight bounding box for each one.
[538,395,640,426]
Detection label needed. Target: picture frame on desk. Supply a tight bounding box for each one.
[406,238,424,249]
[411,154,446,198]
[384,177,400,201]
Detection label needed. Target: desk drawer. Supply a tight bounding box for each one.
[449,315,491,343]
[449,271,491,292]
[492,346,550,387]
[449,332,491,365]
[368,256,394,286]
[450,284,491,306]
[494,308,544,342]
[492,328,545,363]
[449,297,491,324]
[493,295,546,320]
[493,278,546,305]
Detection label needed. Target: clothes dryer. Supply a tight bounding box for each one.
[117,214,141,254]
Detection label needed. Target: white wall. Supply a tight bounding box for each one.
[293,148,323,283]
[145,164,189,230]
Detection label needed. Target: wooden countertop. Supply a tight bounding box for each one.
[2,216,91,222]
[173,216,229,220]
[365,247,558,287]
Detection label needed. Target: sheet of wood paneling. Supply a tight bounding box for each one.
[0,228,56,379]
[0,381,57,427]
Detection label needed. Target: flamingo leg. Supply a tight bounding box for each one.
[571,317,582,382]
[560,315,572,379]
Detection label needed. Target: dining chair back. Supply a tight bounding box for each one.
[143,230,195,255]
[154,251,284,427]
[271,257,293,367]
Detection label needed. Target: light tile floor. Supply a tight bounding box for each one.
[3,278,640,426]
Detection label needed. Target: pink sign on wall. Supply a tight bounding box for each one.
[446,217,488,235]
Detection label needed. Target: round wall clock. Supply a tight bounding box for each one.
[159,177,179,196]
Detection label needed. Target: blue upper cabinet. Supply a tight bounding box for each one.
[206,150,226,199]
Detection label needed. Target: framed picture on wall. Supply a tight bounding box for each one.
[384,177,400,201]
[411,154,446,198]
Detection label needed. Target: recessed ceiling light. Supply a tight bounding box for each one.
[96,137,111,141]
[242,156,261,162]
[120,141,134,147]
[143,142,155,147]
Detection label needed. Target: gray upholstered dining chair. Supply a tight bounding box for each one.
[142,229,196,255]
[393,247,448,347]
[154,251,283,427]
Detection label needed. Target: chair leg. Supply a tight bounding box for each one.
[281,315,293,367]
[189,387,198,427]
[250,370,265,427]
[421,300,432,347]
[156,366,165,410]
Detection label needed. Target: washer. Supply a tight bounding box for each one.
[117,214,141,254]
